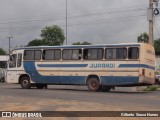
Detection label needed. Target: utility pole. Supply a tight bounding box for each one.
[6,36,13,54]
[148,0,159,44]
[66,0,68,45]
[148,0,153,44]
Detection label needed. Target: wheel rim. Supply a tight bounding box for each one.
[22,79,29,86]
[91,82,97,88]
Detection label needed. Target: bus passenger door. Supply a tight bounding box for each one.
[7,54,20,83]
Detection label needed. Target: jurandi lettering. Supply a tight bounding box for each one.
[90,64,115,68]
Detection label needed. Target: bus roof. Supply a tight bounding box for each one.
[14,43,148,50]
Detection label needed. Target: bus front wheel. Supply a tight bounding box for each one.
[87,77,100,92]
[20,77,31,89]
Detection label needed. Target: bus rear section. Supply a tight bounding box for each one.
[138,44,155,85]
[98,43,155,87]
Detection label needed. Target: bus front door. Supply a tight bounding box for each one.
[7,54,18,83]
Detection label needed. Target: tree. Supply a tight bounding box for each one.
[0,48,6,55]
[28,39,44,46]
[137,32,149,43]
[72,41,91,45]
[27,25,65,46]
[154,38,160,52]
[40,25,65,46]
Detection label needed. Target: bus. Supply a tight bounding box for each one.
[0,55,9,82]
[6,43,155,91]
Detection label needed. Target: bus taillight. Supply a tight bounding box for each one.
[142,69,145,76]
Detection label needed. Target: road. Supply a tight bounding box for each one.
[0,83,160,119]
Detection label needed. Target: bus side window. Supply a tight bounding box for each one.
[72,49,81,60]
[9,54,17,68]
[105,48,126,59]
[83,49,88,59]
[24,50,34,60]
[42,50,46,59]
[54,50,61,60]
[106,49,116,59]
[62,49,81,60]
[24,50,41,60]
[17,54,22,67]
[78,49,82,60]
[34,50,41,60]
[128,47,139,59]
[116,48,127,59]
[83,48,103,60]
[43,49,61,60]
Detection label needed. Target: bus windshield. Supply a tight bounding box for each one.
[0,61,7,68]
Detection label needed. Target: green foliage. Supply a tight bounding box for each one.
[137,32,149,43]
[154,38,160,52]
[144,85,158,91]
[0,48,6,55]
[28,25,65,46]
[137,32,160,52]
[72,41,91,45]
[28,39,44,46]
[40,25,65,46]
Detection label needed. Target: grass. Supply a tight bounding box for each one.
[144,85,160,91]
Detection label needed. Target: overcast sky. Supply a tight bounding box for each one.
[0,0,160,52]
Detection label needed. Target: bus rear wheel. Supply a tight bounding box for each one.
[87,77,100,92]
[20,77,31,89]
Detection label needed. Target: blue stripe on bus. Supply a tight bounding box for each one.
[23,62,86,84]
[37,64,88,68]
[37,63,154,70]
[100,76,139,85]
[119,64,155,70]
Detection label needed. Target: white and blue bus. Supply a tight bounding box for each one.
[7,43,155,91]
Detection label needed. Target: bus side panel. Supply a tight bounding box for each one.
[23,61,86,85]
[100,61,140,85]
[100,76,139,85]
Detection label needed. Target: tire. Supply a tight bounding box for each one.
[2,77,5,83]
[87,77,100,92]
[20,77,31,89]
[155,80,158,85]
[155,79,159,85]
[36,84,47,89]
[100,86,111,92]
